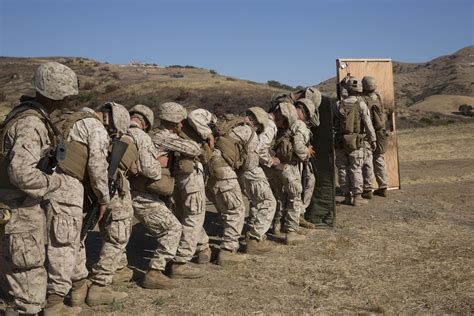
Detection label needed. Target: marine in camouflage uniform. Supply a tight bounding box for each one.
[86,102,133,306]
[361,76,389,198]
[0,62,77,315]
[149,103,206,280]
[124,104,184,289]
[334,77,376,206]
[44,107,111,312]
[241,107,276,254]
[150,102,206,279]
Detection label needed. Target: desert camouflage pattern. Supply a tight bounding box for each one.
[258,116,277,167]
[187,108,217,140]
[152,124,210,263]
[130,104,154,130]
[0,110,60,314]
[104,102,130,136]
[90,182,134,286]
[132,192,182,270]
[301,166,316,211]
[157,102,187,123]
[32,62,78,100]
[44,111,109,296]
[128,124,182,271]
[362,140,375,191]
[174,162,210,262]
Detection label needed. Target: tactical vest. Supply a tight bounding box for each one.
[129,168,175,197]
[214,117,253,170]
[0,101,59,190]
[51,110,100,181]
[176,120,205,172]
[336,98,364,152]
[118,134,139,176]
[363,94,385,131]
[273,129,295,164]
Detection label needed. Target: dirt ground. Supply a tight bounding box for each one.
[74,122,474,315]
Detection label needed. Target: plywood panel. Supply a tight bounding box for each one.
[336,59,401,190]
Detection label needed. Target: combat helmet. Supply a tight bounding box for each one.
[130,104,154,132]
[246,106,269,130]
[270,92,293,107]
[362,76,377,92]
[100,102,130,135]
[345,76,363,93]
[33,62,79,100]
[157,102,187,123]
[295,98,319,127]
[303,87,322,108]
[278,102,298,126]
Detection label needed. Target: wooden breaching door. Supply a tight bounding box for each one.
[336,58,401,190]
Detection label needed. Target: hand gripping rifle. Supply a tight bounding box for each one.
[80,139,129,240]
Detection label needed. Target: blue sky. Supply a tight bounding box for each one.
[1,0,472,86]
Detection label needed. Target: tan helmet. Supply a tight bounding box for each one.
[345,76,363,93]
[32,62,79,100]
[362,76,377,92]
[303,87,322,108]
[270,92,292,107]
[247,106,269,130]
[100,102,130,135]
[295,98,319,127]
[130,104,154,131]
[157,102,187,123]
[278,102,298,126]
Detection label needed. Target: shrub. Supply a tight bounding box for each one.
[267,80,294,91]
[82,81,94,90]
[419,117,433,125]
[0,91,6,102]
[105,84,119,93]
[77,91,96,103]
[210,69,217,75]
[226,77,237,81]
[100,66,110,72]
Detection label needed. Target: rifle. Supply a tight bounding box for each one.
[301,161,308,203]
[80,138,129,240]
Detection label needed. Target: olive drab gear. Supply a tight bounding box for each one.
[247,107,269,130]
[100,102,130,136]
[336,98,364,152]
[129,168,175,197]
[214,117,253,170]
[118,134,139,176]
[130,104,154,132]
[50,109,100,181]
[273,129,294,163]
[362,92,388,154]
[178,120,212,166]
[0,101,61,189]
[33,62,79,100]
[362,76,377,92]
[157,102,187,123]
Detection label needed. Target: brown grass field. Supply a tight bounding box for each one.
[75,122,474,315]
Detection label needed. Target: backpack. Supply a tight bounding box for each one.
[335,98,364,152]
[273,129,294,163]
[363,93,385,131]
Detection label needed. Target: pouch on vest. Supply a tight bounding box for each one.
[208,156,229,180]
[215,136,244,170]
[371,104,385,131]
[274,135,294,163]
[339,100,361,134]
[130,168,175,197]
[177,157,196,174]
[119,135,139,176]
[57,141,88,181]
[342,133,360,152]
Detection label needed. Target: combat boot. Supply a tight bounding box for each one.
[299,216,316,229]
[141,269,176,289]
[362,190,373,199]
[271,220,281,235]
[85,284,128,307]
[44,293,81,315]
[217,249,247,266]
[374,188,387,197]
[70,279,89,307]
[285,232,306,245]
[195,248,211,264]
[112,266,133,284]
[170,262,206,279]
[352,194,369,206]
[341,193,352,205]
[245,236,274,255]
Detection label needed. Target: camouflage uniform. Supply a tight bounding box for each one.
[46,108,110,297]
[0,110,61,314]
[130,125,182,271]
[335,96,376,196]
[362,92,388,190]
[151,128,207,265]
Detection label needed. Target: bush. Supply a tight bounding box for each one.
[105,84,119,93]
[210,69,217,75]
[77,91,96,103]
[0,91,6,102]
[82,81,94,90]
[226,77,237,81]
[419,117,433,125]
[100,66,110,72]
[267,80,294,91]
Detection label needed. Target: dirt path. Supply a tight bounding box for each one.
[81,123,474,314]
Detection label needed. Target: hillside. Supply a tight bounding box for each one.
[316,46,474,108]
